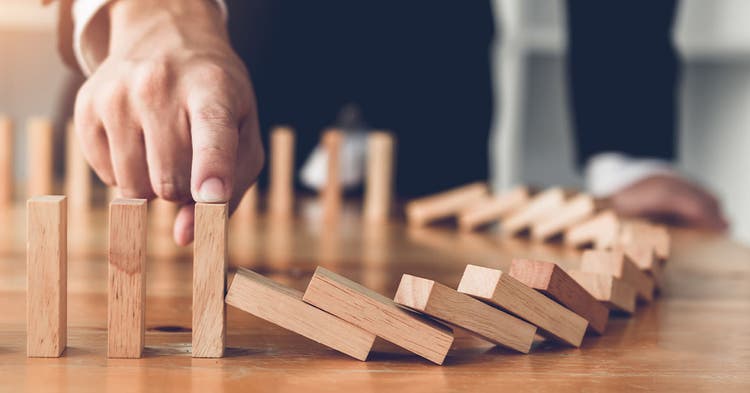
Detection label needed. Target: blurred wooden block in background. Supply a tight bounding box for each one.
[564,210,620,248]
[267,126,295,217]
[531,194,595,241]
[64,120,91,212]
[394,274,537,353]
[364,131,395,222]
[406,182,488,227]
[502,188,567,235]
[226,268,376,361]
[0,115,13,206]
[320,129,343,220]
[27,195,67,357]
[457,264,587,347]
[233,183,258,223]
[458,186,530,232]
[27,117,54,198]
[568,271,636,314]
[303,267,454,365]
[108,198,146,358]
[581,249,654,302]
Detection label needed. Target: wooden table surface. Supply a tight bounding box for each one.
[0,200,749,392]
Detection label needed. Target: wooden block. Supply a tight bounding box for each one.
[267,126,295,217]
[501,187,567,235]
[108,198,147,358]
[363,131,395,222]
[0,115,13,207]
[193,203,228,358]
[226,268,376,360]
[64,120,91,211]
[568,271,636,314]
[580,249,654,302]
[233,183,258,222]
[457,264,587,347]
[302,267,454,364]
[619,221,669,262]
[405,182,489,227]
[564,210,620,248]
[27,195,67,357]
[458,186,530,231]
[509,259,609,334]
[320,129,343,220]
[531,194,595,241]
[27,117,54,197]
[149,198,177,232]
[394,274,536,353]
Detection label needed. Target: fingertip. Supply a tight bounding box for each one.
[194,177,229,203]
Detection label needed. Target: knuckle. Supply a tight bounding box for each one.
[98,83,129,120]
[153,177,188,202]
[195,102,235,125]
[133,59,171,103]
[118,185,151,199]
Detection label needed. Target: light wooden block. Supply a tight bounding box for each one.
[27,195,67,357]
[233,183,258,222]
[531,194,595,241]
[501,187,567,235]
[0,116,13,206]
[193,203,228,358]
[564,210,620,248]
[457,264,587,347]
[580,249,654,302]
[509,259,609,334]
[64,120,91,211]
[302,267,454,364]
[27,117,54,197]
[108,198,147,358]
[619,221,669,263]
[458,186,530,232]
[226,268,376,360]
[405,182,489,227]
[267,126,295,217]
[568,271,636,314]
[363,131,394,222]
[320,129,343,220]
[394,274,536,353]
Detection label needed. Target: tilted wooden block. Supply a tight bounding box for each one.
[394,274,537,353]
[501,187,567,235]
[193,203,228,358]
[531,194,596,241]
[27,196,67,357]
[226,268,376,360]
[613,242,662,290]
[458,186,530,232]
[619,221,670,261]
[457,264,587,347]
[568,271,636,314]
[564,210,620,248]
[509,259,609,334]
[108,198,147,358]
[580,249,654,302]
[302,267,454,364]
[320,129,343,220]
[363,131,395,222]
[405,182,489,227]
[0,115,13,207]
[27,118,54,197]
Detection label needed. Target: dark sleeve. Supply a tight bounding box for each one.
[566,0,680,167]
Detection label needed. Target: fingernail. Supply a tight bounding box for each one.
[198,177,225,202]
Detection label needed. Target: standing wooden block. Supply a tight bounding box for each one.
[508,259,609,334]
[267,126,295,217]
[193,203,228,358]
[27,117,54,197]
[226,268,376,360]
[501,187,567,235]
[405,182,489,227]
[580,249,654,302]
[394,274,537,353]
[457,265,587,347]
[363,131,394,222]
[302,267,454,364]
[234,183,258,222]
[0,116,13,207]
[568,271,636,314]
[531,194,596,241]
[458,186,530,232]
[108,198,147,358]
[320,129,343,220]
[64,120,91,211]
[27,196,67,357]
[564,210,620,248]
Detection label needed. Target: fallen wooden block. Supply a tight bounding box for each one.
[457,264,587,347]
[615,242,660,287]
[501,187,567,235]
[531,194,596,241]
[267,126,295,217]
[27,196,67,357]
[405,182,489,227]
[619,221,670,261]
[509,258,609,334]
[564,210,620,248]
[568,271,636,314]
[580,249,654,302]
[226,268,375,360]
[0,116,13,207]
[363,131,395,222]
[108,198,147,358]
[394,274,537,353]
[458,186,530,232]
[302,267,454,364]
[27,117,54,197]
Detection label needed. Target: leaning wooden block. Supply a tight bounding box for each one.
[502,187,567,235]
[457,264,587,347]
[27,196,67,357]
[394,274,537,353]
[564,210,620,248]
[531,194,596,241]
[614,243,661,290]
[226,268,375,360]
[108,198,147,358]
[406,182,489,227]
[193,203,228,358]
[509,259,609,334]
[302,267,454,364]
[567,271,636,314]
[580,249,654,302]
[458,186,530,232]
[619,221,670,262]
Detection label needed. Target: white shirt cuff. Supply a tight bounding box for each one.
[585,152,677,197]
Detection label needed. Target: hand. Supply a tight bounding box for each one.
[74,0,264,245]
[609,174,728,231]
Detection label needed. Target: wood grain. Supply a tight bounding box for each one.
[0,115,13,206]
[267,126,295,217]
[26,117,54,197]
[405,182,488,227]
[581,249,654,302]
[363,131,394,222]
[458,186,530,231]
[502,188,566,235]
[567,271,636,314]
[531,194,595,241]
